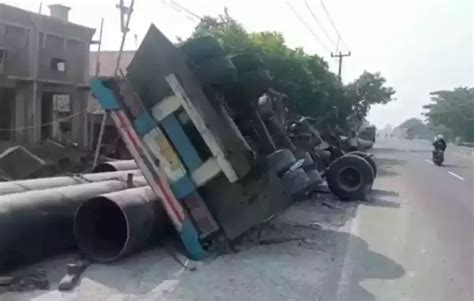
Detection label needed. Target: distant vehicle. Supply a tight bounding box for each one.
[358,125,376,142]
[405,128,415,140]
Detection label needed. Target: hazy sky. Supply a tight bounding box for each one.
[5,0,473,127]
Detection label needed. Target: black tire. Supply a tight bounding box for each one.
[282,167,310,200]
[192,56,238,85]
[310,151,324,172]
[315,149,331,169]
[348,151,377,178]
[180,36,224,62]
[326,155,374,201]
[267,149,296,174]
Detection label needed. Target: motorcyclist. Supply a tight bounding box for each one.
[433,134,447,152]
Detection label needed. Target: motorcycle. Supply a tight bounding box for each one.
[432,149,444,166]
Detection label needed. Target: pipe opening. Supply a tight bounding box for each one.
[93,163,117,173]
[74,197,128,262]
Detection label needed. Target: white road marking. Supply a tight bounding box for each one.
[448,171,464,180]
[424,159,434,165]
[336,214,360,300]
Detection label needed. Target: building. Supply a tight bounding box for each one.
[0,3,95,146]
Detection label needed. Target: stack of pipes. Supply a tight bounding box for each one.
[0,160,169,272]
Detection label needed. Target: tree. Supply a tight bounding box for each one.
[396,118,433,139]
[345,72,396,123]
[191,12,395,130]
[423,87,474,141]
[192,9,252,52]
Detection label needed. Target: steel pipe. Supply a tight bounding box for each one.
[93,160,138,173]
[74,186,169,263]
[0,177,147,271]
[0,170,141,196]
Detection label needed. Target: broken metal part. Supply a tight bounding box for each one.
[58,260,89,291]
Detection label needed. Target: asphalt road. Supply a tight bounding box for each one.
[321,138,473,301]
[3,137,472,301]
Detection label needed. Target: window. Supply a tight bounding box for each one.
[0,49,7,73]
[50,58,66,72]
[53,94,71,112]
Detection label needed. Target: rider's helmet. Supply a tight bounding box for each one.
[437,134,444,141]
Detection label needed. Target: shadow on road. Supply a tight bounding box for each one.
[319,229,405,301]
[375,157,405,177]
[442,163,469,169]
[365,198,400,208]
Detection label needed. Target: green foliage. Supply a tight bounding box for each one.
[345,72,396,121]
[423,87,474,142]
[192,10,252,52]
[191,13,395,129]
[396,118,433,139]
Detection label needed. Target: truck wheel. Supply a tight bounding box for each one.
[310,152,324,172]
[314,149,331,169]
[306,169,323,192]
[282,167,310,200]
[180,36,224,62]
[326,155,374,201]
[267,149,296,174]
[295,151,315,171]
[348,151,377,178]
[193,56,238,85]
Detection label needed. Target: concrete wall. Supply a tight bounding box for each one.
[0,23,30,77]
[38,34,89,83]
[0,4,94,146]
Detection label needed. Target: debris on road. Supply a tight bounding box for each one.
[0,269,49,293]
[0,145,51,180]
[0,276,14,286]
[58,260,89,291]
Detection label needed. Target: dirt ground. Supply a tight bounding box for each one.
[1,194,358,301]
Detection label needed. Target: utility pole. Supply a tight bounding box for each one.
[331,51,351,82]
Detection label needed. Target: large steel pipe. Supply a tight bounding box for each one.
[0,170,141,196]
[0,177,147,271]
[74,186,169,263]
[93,160,138,173]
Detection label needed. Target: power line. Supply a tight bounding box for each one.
[286,1,332,54]
[320,0,350,51]
[303,0,337,50]
[0,109,96,132]
[162,0,202,22]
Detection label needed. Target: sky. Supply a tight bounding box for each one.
[4,0,473,128]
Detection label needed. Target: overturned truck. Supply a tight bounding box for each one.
[87,25,375,261]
